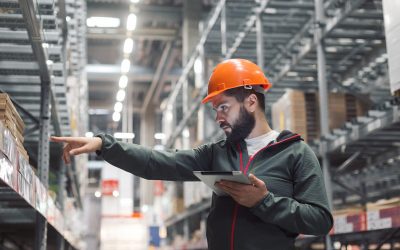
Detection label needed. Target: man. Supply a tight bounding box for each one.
[52,59,333,250]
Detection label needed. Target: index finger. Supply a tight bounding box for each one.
[50,136,81,143]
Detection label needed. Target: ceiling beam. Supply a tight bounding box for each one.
[87,27,177,41]
[87,4,181,23]
[86,64,181,82]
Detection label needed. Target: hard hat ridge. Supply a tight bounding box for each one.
[201,58,272,104]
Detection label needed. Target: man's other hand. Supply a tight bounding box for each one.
[215,174,269,207]
[50,136,103,164]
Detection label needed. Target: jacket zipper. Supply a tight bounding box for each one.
[243,134,301,174]
[230,204,239,250]
[229,134,301,250]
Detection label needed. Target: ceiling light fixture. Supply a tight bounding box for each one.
[154,133,166,140]
[127,14,137,31]
[112,112,121,122]
[182,128,190,138]
[86,17,120,28]
[123,38,134,54]
[85,132,94,137]
[114,102,123,113]
[287,72,298,77]
[116,89,126,102]
[121,59,130,73]
[119,75,128,88]
[114,132,135,139]
[194,58,203,74]
[264,8,277,14]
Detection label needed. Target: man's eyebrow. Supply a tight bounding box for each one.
[212,102,227,110]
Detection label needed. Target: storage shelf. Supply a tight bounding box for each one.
[0,0,84,247]
[0,148,80,249]
[164,198,211,228]
[296,227,400,249]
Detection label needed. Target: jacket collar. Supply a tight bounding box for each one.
[224,130,303,152]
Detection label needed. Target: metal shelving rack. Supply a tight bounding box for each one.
[0,0,84,248]
[160,0,398,249]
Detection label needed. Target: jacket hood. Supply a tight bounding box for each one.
[221,129,303,149]
[276,130,303,142]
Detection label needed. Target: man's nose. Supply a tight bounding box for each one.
[215,112,224,123]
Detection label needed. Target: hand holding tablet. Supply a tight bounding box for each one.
[193,171,252,196]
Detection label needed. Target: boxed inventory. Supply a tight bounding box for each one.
[17,153,35,206]
[367,198,400,230]
[272,90,370,142]
[0,93,25,145]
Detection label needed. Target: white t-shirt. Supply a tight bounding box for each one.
[245,130,280,156]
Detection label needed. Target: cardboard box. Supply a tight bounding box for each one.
[272,90,308,140]
[272,90,370,142]
[0,150,18,191]
[17,153,35,206]
[173,197,185,215]
[367,198,400,230]
[332,207,366,234]
[2,128,17,166]
[0,94,25,148]
[0,93,25,132]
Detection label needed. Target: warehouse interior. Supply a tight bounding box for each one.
[0,0,399,249]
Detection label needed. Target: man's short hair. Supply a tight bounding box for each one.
[223,87,266,112]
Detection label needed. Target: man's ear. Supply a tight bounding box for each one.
[246,94,258,112]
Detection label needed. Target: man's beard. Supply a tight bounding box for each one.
[220,106,255,144]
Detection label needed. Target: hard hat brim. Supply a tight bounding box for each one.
[201,89,225,104]
[201,83,272,104]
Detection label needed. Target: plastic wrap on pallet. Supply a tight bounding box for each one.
[35,177,48,216]
[0,151,18,190]
[54,207,64,234]
[17,153,35,205]
[47,196,56,226]
[2,126,17,166]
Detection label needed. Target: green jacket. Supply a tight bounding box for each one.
[96,130,333,250]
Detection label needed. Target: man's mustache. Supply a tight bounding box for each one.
[220,122,231,128]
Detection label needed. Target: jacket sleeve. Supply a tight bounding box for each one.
[249,142,333,236]
[96,133,212,181]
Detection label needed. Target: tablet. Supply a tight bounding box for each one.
[193,171,252,196]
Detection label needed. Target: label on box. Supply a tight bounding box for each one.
[0,151,18,190]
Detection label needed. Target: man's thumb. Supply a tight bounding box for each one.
[249,174,264,187]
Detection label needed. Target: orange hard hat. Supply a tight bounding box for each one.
[201,58,272,104]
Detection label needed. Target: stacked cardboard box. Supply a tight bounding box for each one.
[1,122,18,166]
[0,94,27,161]
[0,149,18,191]
[18,153,35,205]
[367,198,400,230]
[272,90,308,140]
[272,90,370,142]
[332,207,366,234]
[0,121,19,190]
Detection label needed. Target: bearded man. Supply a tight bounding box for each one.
[52,59,333,250]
